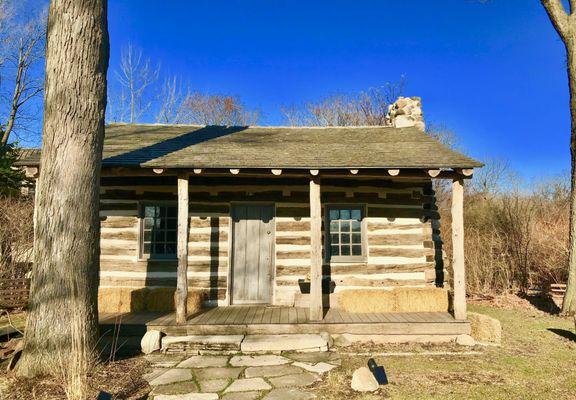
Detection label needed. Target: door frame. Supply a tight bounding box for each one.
[228,202,276,306]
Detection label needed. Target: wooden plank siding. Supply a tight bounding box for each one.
[98,175,445,309]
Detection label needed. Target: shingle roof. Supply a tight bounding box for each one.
[16,124,483,169]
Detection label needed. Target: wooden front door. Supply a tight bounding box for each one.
[231,204,274,304]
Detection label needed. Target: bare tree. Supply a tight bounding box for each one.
[0,1,45,145]
[540,0,576,314]
[110,43,159,123]
[156,76,188,124]
[17,0,109,378]
[282,79,404,127]
[174,92,259,126]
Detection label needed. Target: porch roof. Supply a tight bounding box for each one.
[16,123,483,170]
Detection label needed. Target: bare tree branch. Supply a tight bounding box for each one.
[541,0,572,39]
[112,43,160,123]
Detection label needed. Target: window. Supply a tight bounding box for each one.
[327,206,365,261]
[141,204,177,259]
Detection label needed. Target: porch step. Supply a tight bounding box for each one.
[241,334,328,354]
[160,334,329,355]
[161,335,244,354]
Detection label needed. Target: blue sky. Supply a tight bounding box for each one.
[24,0,572,180]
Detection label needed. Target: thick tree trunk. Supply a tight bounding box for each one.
[16,0,109,377]
[562,39,576,314]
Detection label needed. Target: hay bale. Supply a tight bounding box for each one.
[98,288,134,313]
[98,287,205,313]
[338,287,449,313]
[468,312,501,344]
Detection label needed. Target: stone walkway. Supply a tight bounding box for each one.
[144,352,341,400]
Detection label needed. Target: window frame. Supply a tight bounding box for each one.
[324,204,368,263]
[138,201,179,261]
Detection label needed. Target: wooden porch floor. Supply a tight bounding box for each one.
[100,306,470,336]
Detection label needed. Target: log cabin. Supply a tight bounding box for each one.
[16,99,483,343]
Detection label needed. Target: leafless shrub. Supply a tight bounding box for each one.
[175,92,259,126]
[439,169,569,295]
[0,195,34,279]
[281,79,405,127]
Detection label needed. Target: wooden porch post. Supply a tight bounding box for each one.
[451,178,467,320]
[309,176,323,321]
[176,172,189,324]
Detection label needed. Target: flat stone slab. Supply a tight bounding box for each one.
[145,354,185,368]
[262,388,316,400]
[224,378,272,393]
[198,378,231,392]
[285,352,340,365]
[155,394,218,400]
[151,381,199,396]
[241,335,327,353]
[149,369,193,386]
[143,368,168,383]
[162,335,244,352]
[221,392,261,400]
[229,355,291,367]
[292,361,337,374]
[268,372,319,388]
[177,355,230,368]
[244,364,303,378]
[194,367,243,380]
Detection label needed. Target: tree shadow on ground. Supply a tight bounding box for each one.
[547,328,576,343]
[521,294,561,315]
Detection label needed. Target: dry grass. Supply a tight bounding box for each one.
[437,176,570,296]
[338,287,448,313]
[312,301,576,400]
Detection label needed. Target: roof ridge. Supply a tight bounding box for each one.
[106,122,399,130]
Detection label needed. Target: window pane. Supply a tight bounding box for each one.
[154,243,165,254]
[351,220,361,232]
[351,209,361,220]
[330,245,340,256]
[167,218,177,229]
[341,246,350,256]
[330,234,339,244]
[159,218,167,229]
[165,243,176,254]
[144,218,154,229]
[341,234,350,244]
[166,231,176,242]
[329,209,339,220]
[143,243,151,254]
[167,206,177,217]
[144,206,155,217]
[341,221,350,232]
[352,233,362,244]
[352,245,362,256]
[340,209,350,219]
[330,221,339,233]
[144,230,152,241]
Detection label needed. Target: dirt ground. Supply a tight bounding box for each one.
[0,296,575,400]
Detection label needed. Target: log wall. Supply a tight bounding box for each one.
[98,175,445,308]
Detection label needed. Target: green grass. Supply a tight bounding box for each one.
[313,304,576,400]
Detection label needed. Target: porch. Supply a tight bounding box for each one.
[99,305,470,336]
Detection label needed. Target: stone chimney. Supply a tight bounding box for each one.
[387,96,425,131]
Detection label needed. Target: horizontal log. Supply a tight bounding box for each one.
[369,234,427,246]
[369,248,433,258]
[276,251,310,259]
[101,229,138,241]
[189,232,229,242]
[100,216,137,229]
[366,263,434,274]
[188,248,228,257]
[276,237,311,245]
[99,259,228,273]
[99,277,227,288]
[367,223,424,231]
[276,221,311,232]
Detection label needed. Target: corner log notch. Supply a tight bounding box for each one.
[309,176,323,321]
[176,172,190,324]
